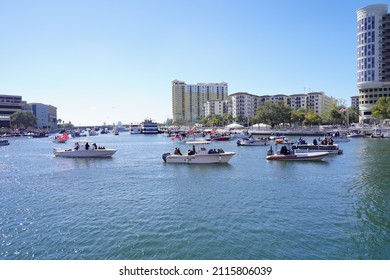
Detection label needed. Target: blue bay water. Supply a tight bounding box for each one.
[0,134,389,260]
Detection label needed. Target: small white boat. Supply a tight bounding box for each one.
[371,128,385,138]
[162,147,235,164]
[266,145,328,161]
[347,130,365,138]
[237,136,269,146]
[185,139,211,145]
[88,130,99,136]
[53,141,116,158]
[266,151,329,161]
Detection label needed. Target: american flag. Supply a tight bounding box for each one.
[339,107,346,113]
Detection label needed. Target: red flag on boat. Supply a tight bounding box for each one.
[188,130,194,135]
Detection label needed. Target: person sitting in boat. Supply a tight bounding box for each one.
[74,142,80,150]
[280,145,290,155]
[174,147,182,155]
[85,142,90,150]
[313,138,318,145]
[91,143,97,150]
[188,149,195,155]
[218,148,225,153]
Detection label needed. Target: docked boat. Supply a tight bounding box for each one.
[347,130,366,138]
[53,141,117,158]
[141,119,158,134]
[130,124,141,134]
[294,143,343,155]
[88,129,99,136]
[212,135,233,141]
[162,147,235,164]
[326,131,350,142]
[32,131,49,138]
[370,128,386,138]
[237,136,269,146]
[266,145,329,161]
[0,139,10,146]
[185,139,211,145]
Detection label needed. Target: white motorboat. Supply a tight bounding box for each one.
[185,139,211,145]
[162,147,235,164]
[370,128,386,138]
[266,145,329,161]
[53,141,116,158]
[347,130,366,138]
[237,136,269,146]
[266,151,329,161]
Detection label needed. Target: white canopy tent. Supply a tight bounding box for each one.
[225,123,244,129]
[251,123,271,130]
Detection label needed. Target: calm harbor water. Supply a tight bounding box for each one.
[0,133,389,260]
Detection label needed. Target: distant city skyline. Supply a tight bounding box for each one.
[0,0,382,125]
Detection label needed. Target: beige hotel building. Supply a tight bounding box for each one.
[172,80,228,123]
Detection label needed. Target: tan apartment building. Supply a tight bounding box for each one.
[172,80,228,123]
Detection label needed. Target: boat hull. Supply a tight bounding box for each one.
[53,149,117,158]
[0,140,10,146]
[237,139,269,146]
[266,152,329,161]
[295,144,343,155]
[162,152,235,164]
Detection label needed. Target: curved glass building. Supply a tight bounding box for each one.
[357,4,390,123]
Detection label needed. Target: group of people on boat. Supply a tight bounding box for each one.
[74,142,103,150]
[313,137,334,145]
[280,145,292,155]
[208,148,225,154]
[173,146,225,156]
[298,137,334,146]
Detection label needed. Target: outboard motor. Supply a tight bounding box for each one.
[162,153,171,163]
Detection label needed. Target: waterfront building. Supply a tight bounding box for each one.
[204,100,228,117]
[351,96,359,107]
[228,92,260,119]
[0,94,23,128]
[227,91,334,120]
[172,80,228,123]
[306,92,337,115]
[357,4,390,123]
[27,103,58,129]
[289,94,307,111]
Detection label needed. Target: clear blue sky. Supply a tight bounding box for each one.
[0,0,385,125]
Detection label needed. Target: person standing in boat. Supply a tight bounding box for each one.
[85,142,90,150]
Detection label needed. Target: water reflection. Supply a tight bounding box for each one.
[349,139,390,259]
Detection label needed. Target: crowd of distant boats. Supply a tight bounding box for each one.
[1,120,389,163]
